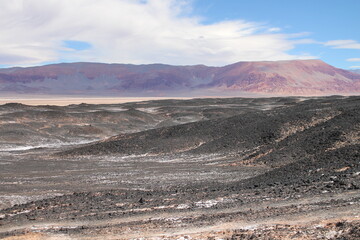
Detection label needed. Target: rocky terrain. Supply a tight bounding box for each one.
[1,60,360,96]
[0,96,359,239]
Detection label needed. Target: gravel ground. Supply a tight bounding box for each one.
[0,96,359,239]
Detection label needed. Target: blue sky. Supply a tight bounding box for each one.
[0,0,359,69]
[63,40,92,51]
[192,0,360,69]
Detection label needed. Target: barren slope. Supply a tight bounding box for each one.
[1,60,359,95]
[1,96,360,239]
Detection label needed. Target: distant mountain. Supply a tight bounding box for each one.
[349,69,360,74]
[0,60,359,96]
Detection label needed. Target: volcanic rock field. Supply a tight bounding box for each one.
[0,96,359,239]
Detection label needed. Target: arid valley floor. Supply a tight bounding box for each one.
[0,96,359,239]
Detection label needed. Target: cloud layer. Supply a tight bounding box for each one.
[324,40,360,50]
[0,0,316,66]
[347,58,360,62]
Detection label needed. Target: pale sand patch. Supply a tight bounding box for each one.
[2,232,73,240]
[0,96,191,106]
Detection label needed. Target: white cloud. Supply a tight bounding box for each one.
[347,58,360,62]
[324,40,360,49]
[0,0,316,67]
[267,27,281,33]
[349,66,360,69]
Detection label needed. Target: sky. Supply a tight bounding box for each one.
[0,0,359,69]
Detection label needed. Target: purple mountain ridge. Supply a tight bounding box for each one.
[0,60,359,96]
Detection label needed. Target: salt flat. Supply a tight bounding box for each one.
[0,96,191,106]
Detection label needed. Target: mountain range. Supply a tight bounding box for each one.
[1,59,359,96]
[350,69,360,74]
